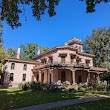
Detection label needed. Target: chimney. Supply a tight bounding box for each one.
[17,48,20,59]
[37,49,41,55]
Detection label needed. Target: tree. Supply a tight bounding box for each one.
[82,0,110,13]
[0,44,8,74]
[7,48,17,58]
[41,46,50,53]
[20,43,50,59]
[20,43,39,59]
[0,0,110,29]
[0,17,6,74]
[83,27,110,68]
[0,0,59,29]
[0,16,3,44]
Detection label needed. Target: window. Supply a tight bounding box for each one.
[76,57,81,65]
[79,46,81,52]
[10,73,14,81]
[22,74,26,81]
[42,59,46,64]
[49,58,53,64]
[11,63,15,70]
[23,64,27,70]
[85,60,90,66]
[61,56,65,64]
[71,56,74,64]
[76,59,80,64]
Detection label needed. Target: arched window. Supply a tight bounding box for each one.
[10,73,14,81]
[23,64,27,70]
[11,63,15,70]
[22,74,26,81]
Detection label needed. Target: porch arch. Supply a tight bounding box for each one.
[75,70,88,84]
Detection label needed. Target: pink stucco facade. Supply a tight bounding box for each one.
[3,38,108,87]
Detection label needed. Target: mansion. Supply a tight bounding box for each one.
[3,38,108,87]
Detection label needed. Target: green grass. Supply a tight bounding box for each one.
[0,88,108,110]
[49,99,110,110]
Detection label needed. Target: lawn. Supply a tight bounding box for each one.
[49,99,110,110]
[0,88,108,110]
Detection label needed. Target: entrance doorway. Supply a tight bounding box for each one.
[61,71,66,82]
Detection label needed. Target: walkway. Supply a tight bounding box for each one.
[13,96,109,110]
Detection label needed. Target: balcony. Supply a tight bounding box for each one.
[33,61,90,69]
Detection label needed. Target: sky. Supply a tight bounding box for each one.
[2,0,110,50]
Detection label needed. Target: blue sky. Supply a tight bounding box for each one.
[2,0,110,50]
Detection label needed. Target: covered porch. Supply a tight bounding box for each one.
[32,67,104,85]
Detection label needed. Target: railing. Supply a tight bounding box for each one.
[34,61,90,68]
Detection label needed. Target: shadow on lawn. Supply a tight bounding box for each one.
[0,88,102,110]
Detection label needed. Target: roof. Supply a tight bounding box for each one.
[5,58,39,65]
[68,38,83,45]
[32,46,77,60]
[32,45,94,60]
[90,67,108,72]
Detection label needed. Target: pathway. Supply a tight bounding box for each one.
[13,96,110,110]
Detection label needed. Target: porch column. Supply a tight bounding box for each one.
[72,70,76,85]
[97,73,100,83]
[39,71,42,82]
[87,72,90,83]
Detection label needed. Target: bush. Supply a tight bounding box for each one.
[30,82,41,90]
[106,84,110,92]
[96,83,106,91]
[18,82,31,91]
[78,83,87,92]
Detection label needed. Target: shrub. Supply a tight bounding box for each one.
[30,82,41,90]
[18,83,22,89]
[78,83,87,92]
[96,83,106,91]
[106,84,110,92]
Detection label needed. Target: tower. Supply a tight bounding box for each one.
[67,38,83,52]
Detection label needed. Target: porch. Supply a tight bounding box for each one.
[32,69,101,85]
